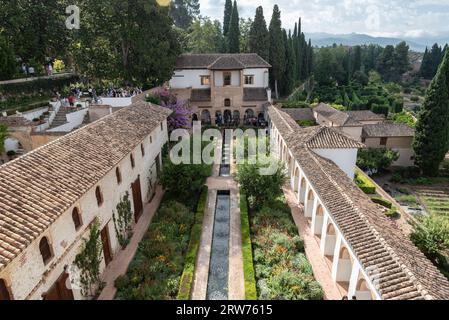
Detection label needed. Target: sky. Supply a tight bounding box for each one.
[199,0,449,39]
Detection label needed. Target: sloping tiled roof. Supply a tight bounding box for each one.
[191,89,211,102]
[268,105,449,300]
[175,53,271,69]
[243,88,268,102]
[282,108,315,122]
[363,123,415,138]
[0,101,172,272]
[208,56,245,70]
[345,110,385,122]
[314,103,362,127]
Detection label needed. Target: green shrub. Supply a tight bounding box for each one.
[240,193,257,300]
[411,95,420,102]
[297,120,316,127]
[281,101,310,109]
[371,197,392,209]
[355,171,376,194]
[395,195,418,205]
[371,104,390,116]
[386,207,399,218]
[357,149,400,171]
[177,186,208,300]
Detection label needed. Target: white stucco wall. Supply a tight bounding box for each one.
[169,69,211,89]
[312,148,358,179]
[99,98,132,108]
[0,119,168,300]
[4,138,19,152]
[21,107,49,121]
[243,68,269,87]
[47,109,89,133]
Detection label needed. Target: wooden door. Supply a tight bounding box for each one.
[132,176,143,222]
[101,225,112,266]
[43,272,74,300]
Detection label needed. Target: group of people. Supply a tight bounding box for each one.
[100,87,143,98]
[21,62,54,78]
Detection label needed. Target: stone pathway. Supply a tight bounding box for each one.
[284,187,343,301]
[97,185,164,300]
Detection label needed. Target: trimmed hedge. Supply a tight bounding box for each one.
[240,192,257,300]
[371,197,393,209]
[386,206,399,218]
[355,171,376,194]
[177,185,208,300]
[0,75,78,95]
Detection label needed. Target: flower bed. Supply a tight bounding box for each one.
[250,196,324,300]
[177,186,208,300]
[115,200,194,300]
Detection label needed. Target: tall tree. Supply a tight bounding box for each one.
[376,45,395,82]
[249,6,269,61]
[73,0,181,86]
[239,18,252,53]
[352,45,362,75]
[282,30,295,95]
[413,48,449,176]
[0,34,16,80]
[170,0,200,30]
[268,5,285,98]
[394,41,410,78]
[227,1,240,53]
[0,124,8,155]
[223,0,233,36]
[186,18,224,53]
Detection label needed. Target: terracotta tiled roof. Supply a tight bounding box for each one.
[0,116,33,127]
[0,101,172,272]
[314,103,362,127]
[282,108,315,122]
[345,110,385,122]
[175,53,271,69]
[208,56,245,70]
[363,123,415,137]
[268,105,449,300]
[243,88,268,102]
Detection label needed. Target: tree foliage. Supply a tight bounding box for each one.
[268,5,285,99]
[186,18,223,53]
[0,124,8,154]
[236,160,287,209]
[249,6,269,62]
[169,0,200,30]
[227,1,240,53]
[420,43,445,80]
[0,35,16,80]
[357,149,400,171]
[413,48,449,176]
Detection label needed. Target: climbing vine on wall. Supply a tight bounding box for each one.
[113,192,134,248]
[74,219,103,298]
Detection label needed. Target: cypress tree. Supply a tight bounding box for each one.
[268,5,285,99]
[227,1,240,53]
[282,29,295,95]
[353,45,362,75]
[223,0,233,36]
[413,48,449,176]
[249,6,269,61]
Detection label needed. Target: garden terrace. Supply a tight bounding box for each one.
[268,105,449,300]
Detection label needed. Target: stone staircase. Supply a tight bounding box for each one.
[50,107,70,128]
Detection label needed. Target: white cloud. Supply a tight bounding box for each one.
[198,0,449,38]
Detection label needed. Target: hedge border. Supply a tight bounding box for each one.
[240,192,258,300]
[355,170,376,194]
[371,197,393,209]
[177,185,208,300]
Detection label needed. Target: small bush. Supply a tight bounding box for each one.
[240,193,257,300]
[395,195,418,205]
[386,207,399,218]
[371,197,392,209]
[355,171,376,194]
[297,120,316,127]
[411,96,420,102]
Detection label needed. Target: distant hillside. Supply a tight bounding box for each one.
[307,32,448,52]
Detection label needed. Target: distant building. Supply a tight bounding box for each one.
[0,101,171,300]
[169,53,272,126]
[362,123,415,167]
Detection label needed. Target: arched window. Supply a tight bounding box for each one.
[72,207,82,230]
[39,237,53,264]
[150,135,153,144]
[95,186,103,207]
[141,144,145,157]
[0,279,11,300]
[130,153,135,168]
